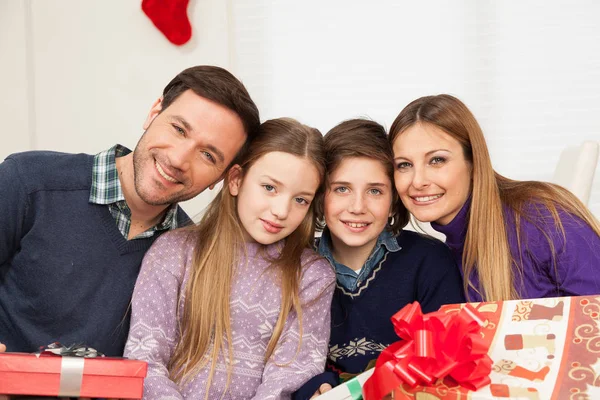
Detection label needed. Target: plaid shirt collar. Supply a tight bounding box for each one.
[89,145,180,237]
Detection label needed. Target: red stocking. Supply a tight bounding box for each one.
[142,0,192,46]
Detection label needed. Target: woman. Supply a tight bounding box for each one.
[390,94,600,302]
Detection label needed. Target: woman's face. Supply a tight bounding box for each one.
[392,123,472,225]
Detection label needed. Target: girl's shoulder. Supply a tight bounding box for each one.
[144,228,197,276]
[299,247,335,285]
[150,228,196,252]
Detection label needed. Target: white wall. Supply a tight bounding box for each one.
[229,0,600,217]
[2,0,599,218]
[0,1,31,158]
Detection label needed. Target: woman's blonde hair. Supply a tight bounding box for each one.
[389,94,600,301]
[168,118,326,394]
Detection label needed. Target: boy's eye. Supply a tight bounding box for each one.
[334,186,349,193]
[396,161,411,170]
[263,184,276,192]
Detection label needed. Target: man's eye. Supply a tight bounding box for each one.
[202,151,215,164]
[173,125,185,135]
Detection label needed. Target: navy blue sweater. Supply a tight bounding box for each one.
[294,230,465,399]
[0,151,189,356]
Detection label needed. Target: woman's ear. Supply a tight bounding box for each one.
[228,165,243,196]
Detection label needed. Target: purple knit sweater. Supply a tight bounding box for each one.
[432,197,600,301]
[124,230,335,399]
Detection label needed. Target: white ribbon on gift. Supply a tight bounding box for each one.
[58,356,85,396]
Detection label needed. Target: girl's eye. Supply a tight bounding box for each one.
[263,184,276,192]
[368,188,382,195]
[396,161,411,170]
[430,156,446,165]
[334,186,349,193]
[202,151,216,164]
[295,197,309,205]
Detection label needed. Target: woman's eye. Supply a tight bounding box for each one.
[368,188,382,195]
[431,156,446,165]
[295,197,309,205]
[263,184,275,192]
[334,186,349,193]
[396,161,411,170]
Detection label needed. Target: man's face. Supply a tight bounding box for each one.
[132,90,247,206]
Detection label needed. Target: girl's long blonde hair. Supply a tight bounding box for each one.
[389,94,600,301]
[168,118,325,393]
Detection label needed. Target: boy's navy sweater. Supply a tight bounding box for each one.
[294,230,465,399]
[0,151,189,356]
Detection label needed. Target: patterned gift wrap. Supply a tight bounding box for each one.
[382,295,600,399]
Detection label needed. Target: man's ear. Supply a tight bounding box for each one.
[208,171,228,190]
[143,96,164,130]
[227,165,243,196]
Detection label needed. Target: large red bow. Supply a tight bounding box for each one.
[363,302,493,399]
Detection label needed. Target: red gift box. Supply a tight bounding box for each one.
[0,352,147,398]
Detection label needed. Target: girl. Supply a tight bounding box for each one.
[390,94,600,302]
[295,119,465,398]
[124,118,336,399]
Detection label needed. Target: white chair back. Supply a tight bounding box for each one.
[552,140,599,205]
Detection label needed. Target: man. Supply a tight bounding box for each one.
[0,66,260,356]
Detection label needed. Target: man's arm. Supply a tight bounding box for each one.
[0,157,29,266]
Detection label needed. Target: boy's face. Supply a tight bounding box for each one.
[324,157,393,256]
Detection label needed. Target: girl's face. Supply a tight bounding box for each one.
[324,157,393,254]
[228,151,320,245]
[392,123,472,226]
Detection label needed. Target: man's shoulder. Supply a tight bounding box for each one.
[7,150,92,167]
[5,150,94,192]
[175,207,193,227]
